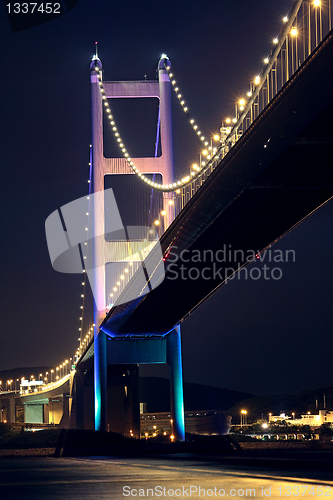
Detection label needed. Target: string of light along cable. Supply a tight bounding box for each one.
[74,145,95,364]
[94,65,219,192]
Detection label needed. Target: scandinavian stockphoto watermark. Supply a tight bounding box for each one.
[122,485,273,497]
[165,246,296,282]
[45,188,165,311]
[45,189,295,309]
[122,484,331,497]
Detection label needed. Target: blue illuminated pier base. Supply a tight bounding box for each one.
[167,326,185,441]
[94,329,107,432]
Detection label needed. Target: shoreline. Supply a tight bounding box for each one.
[1,440,333,460]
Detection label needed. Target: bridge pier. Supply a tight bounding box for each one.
[167,326,185,442]
[9,397,15,424]
[99,327,185,441]
[94,330,108,432]
[75,366,85,430]
[127,364,140,437]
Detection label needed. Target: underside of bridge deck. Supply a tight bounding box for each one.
[100,30,333,338]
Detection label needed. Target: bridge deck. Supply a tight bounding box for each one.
[100,30,333,338]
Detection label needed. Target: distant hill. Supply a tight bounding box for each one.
[226,387,333,423]
[139,377,254,413]
[226,394,308,423]
[299,386,333,413]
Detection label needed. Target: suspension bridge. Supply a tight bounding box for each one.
[1,0,333,440]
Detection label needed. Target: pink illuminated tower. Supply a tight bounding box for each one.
[90,52,177,432]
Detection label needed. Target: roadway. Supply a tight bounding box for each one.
[0,456,332,499]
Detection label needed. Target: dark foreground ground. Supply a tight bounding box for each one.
[0,454,332,500]
[1,432,333,476]
[1,430,333,499]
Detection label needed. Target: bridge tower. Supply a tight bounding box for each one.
[89,53,184,440]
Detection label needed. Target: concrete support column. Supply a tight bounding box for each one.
[75,367,85,430]
[94,330,108,431]
[167,325,185,441]
[44,403,49,424]
[158,57,175,229]
[9,398,15,424]
[128,364,140,438]
[62,394,69,422]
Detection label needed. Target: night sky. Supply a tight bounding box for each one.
[1,0,332,398]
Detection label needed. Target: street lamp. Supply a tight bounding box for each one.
[209,133,220,158]
[238,98,246,111]
[241,409,247,426]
